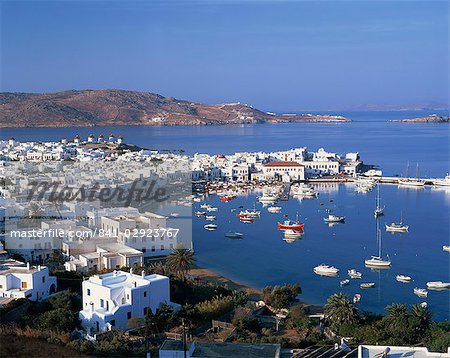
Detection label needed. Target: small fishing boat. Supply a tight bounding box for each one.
[323,214,345,223]
[240,216,254,223]
[353,294,361,303]
[414,288,428,297]
[360,282,375,289]
[193,197,201,202]
[200,203,211,209]
[386,210,409,232]
[268,206,282,213]
[219,195,234,202]
[278,212,304,232]
[426,281,450,290]
[314,264,339,277]
[348,269,362,279]
[205,215,216,221]
[204,223,218,231]
[195,211,206,216]
[340,279,350,287]
[443,245,450,252]
[207,207,218,212]
[396,275,412,283]
[225,232,243,239]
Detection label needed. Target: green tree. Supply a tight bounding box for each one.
[384,303,410,338]
[34,308,80,331]
[411,303,433,339]
[325,293,359,332]
[262,284,301,309]
[166,248,195,278]
[149,261,169,276]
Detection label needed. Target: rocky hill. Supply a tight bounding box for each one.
[0,89,350,127]
[391,114,449,123]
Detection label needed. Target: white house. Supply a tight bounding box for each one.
[79,270,178,332]
[262,161,305,182]
[0,260,57,301]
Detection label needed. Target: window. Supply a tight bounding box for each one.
[42,276,45,283]
[144,291,147,297]
[160,245,164,250]
[87,289,91,296]
[151,246,155,252]
[127,311,131,320]
[100,299,104,308]
[21,282,27,289]
[110,319,115,327]
[144,307,148,315]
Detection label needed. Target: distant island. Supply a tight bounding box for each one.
[391,114,449,123]
[0,89,350,128]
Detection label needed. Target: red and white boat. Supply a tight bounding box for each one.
[277,213,304,232]
[240,216,254,223]
[220,195,234,202]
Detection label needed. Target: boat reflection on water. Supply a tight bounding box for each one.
[282,228,304,243]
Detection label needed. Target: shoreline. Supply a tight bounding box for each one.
[189,264,262,298]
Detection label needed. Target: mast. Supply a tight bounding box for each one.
[406,161,410,178]
[378,228,382,257]
[416,162,419,179]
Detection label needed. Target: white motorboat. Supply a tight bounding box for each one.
[258,193,278,203]
[193,197,202,202]
[340,279,350,287]
[396,275,412,283]
[353,294,361,303]
[443,245,450,252]
[426,281,450,290]
[414,288,428,297]
[268,206,282,213]
[348,269,362,279]
[360,282,375,289]
[207,207,218,212]
[205,215,216,221]
[200,203,211,209]
[195,211,206,216]
[314,264,339,277]
[323,214,345,223]
[434,174,450,187]
[225,232,243,239]
[204,223,218,231]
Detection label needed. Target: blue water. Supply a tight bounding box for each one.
[1,110,449,177]
[193,185,450,320]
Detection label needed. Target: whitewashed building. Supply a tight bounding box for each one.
[262,161,305,182]
[79,270,178,332]
[0,260,57,301]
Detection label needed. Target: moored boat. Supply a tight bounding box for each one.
[268,206,282,213]
[205,215,216,221]
[204,223,218,231]
[426,281,450,290]
[414,287,428,297]
[195,211,206,216]
[323,214,345,223]
[443,245,450,252]
[348,269,362,279]
[396,275,412,283]
[258,193,278,203]
[365,256,391,268]
[225,232,243,239]
[360,282,375,289]
[240,216,254,223]
[278,212,304,232]
[314,264,339,277]
[353,294,361,303]
[340,279,350,287]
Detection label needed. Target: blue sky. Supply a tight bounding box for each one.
[1,0,448,111]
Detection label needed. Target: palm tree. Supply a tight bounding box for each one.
[149,261,169,276]
[325,293,359,331]
[385,303,409,336]
[166,248,195,278]
[411,303,432,337]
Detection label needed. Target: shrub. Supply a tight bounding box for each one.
[262,284,301,309]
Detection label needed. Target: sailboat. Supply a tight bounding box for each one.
[386,210,409,232]
[374,184,384,218]
[398,162,425,187]
[365,221,391,269]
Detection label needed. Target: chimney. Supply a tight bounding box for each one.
[38,265,41,271]
[130,267,133,275]
[141,270,145,278]
[26,262,30,270]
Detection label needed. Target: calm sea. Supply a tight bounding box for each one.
[2,110,449,319]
